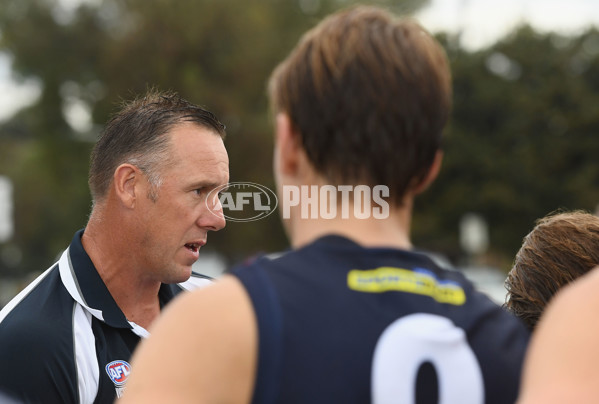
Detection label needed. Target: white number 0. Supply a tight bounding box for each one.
[372,313,484,404]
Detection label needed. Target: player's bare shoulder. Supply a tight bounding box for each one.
[122,275,257,404]
[518,266,599,404]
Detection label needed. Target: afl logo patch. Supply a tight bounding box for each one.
[105,360,131,386]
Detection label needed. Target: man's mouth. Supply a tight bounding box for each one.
[185,243,200,253]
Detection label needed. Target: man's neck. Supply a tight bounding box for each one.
[288,200,413,250]
[82,211,162,330]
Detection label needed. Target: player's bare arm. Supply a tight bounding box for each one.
[120,276,257,404]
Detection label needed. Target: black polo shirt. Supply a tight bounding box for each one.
[0,230,211,403]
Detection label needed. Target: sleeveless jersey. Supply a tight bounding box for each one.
[231,235,530,404]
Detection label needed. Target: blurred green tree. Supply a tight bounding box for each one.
[414,27,599,270]
[0,0,430,275]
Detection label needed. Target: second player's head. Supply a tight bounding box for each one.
[505,210,599,330]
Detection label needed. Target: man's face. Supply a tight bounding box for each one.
[137,122,229,284]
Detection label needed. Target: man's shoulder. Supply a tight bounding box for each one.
[0,307,73,352]
[0,272,79,403]
[0,318,78,403]
[3,263,72,310]
[0,265,75,348]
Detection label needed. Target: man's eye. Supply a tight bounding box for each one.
[194,188,205,196]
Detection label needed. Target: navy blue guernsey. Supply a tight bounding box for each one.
[0,230,212,404]
[231,235,530,404]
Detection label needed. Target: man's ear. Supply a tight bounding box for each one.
[274,113,302,177]
[113,163,140,208]
[412,150,444,195]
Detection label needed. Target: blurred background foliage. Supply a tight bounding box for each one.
[0,0,598,278]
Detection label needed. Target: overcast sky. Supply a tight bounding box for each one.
[416,0,599,50]
[2,0,599,122]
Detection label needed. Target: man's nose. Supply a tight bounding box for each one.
[199,196,226,231]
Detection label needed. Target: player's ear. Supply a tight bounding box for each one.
[274,113,302,178]
[113,163,140,208]
[412,150,443,195]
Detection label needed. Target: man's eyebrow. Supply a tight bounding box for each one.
[187,180,227,190]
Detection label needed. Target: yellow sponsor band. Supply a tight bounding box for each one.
[347,267,466,305]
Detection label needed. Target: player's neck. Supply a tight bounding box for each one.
[288,200,413,250]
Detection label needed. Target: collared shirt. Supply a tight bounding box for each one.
[0,230,211,404]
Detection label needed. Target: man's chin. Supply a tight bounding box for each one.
[166,266,193,284]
